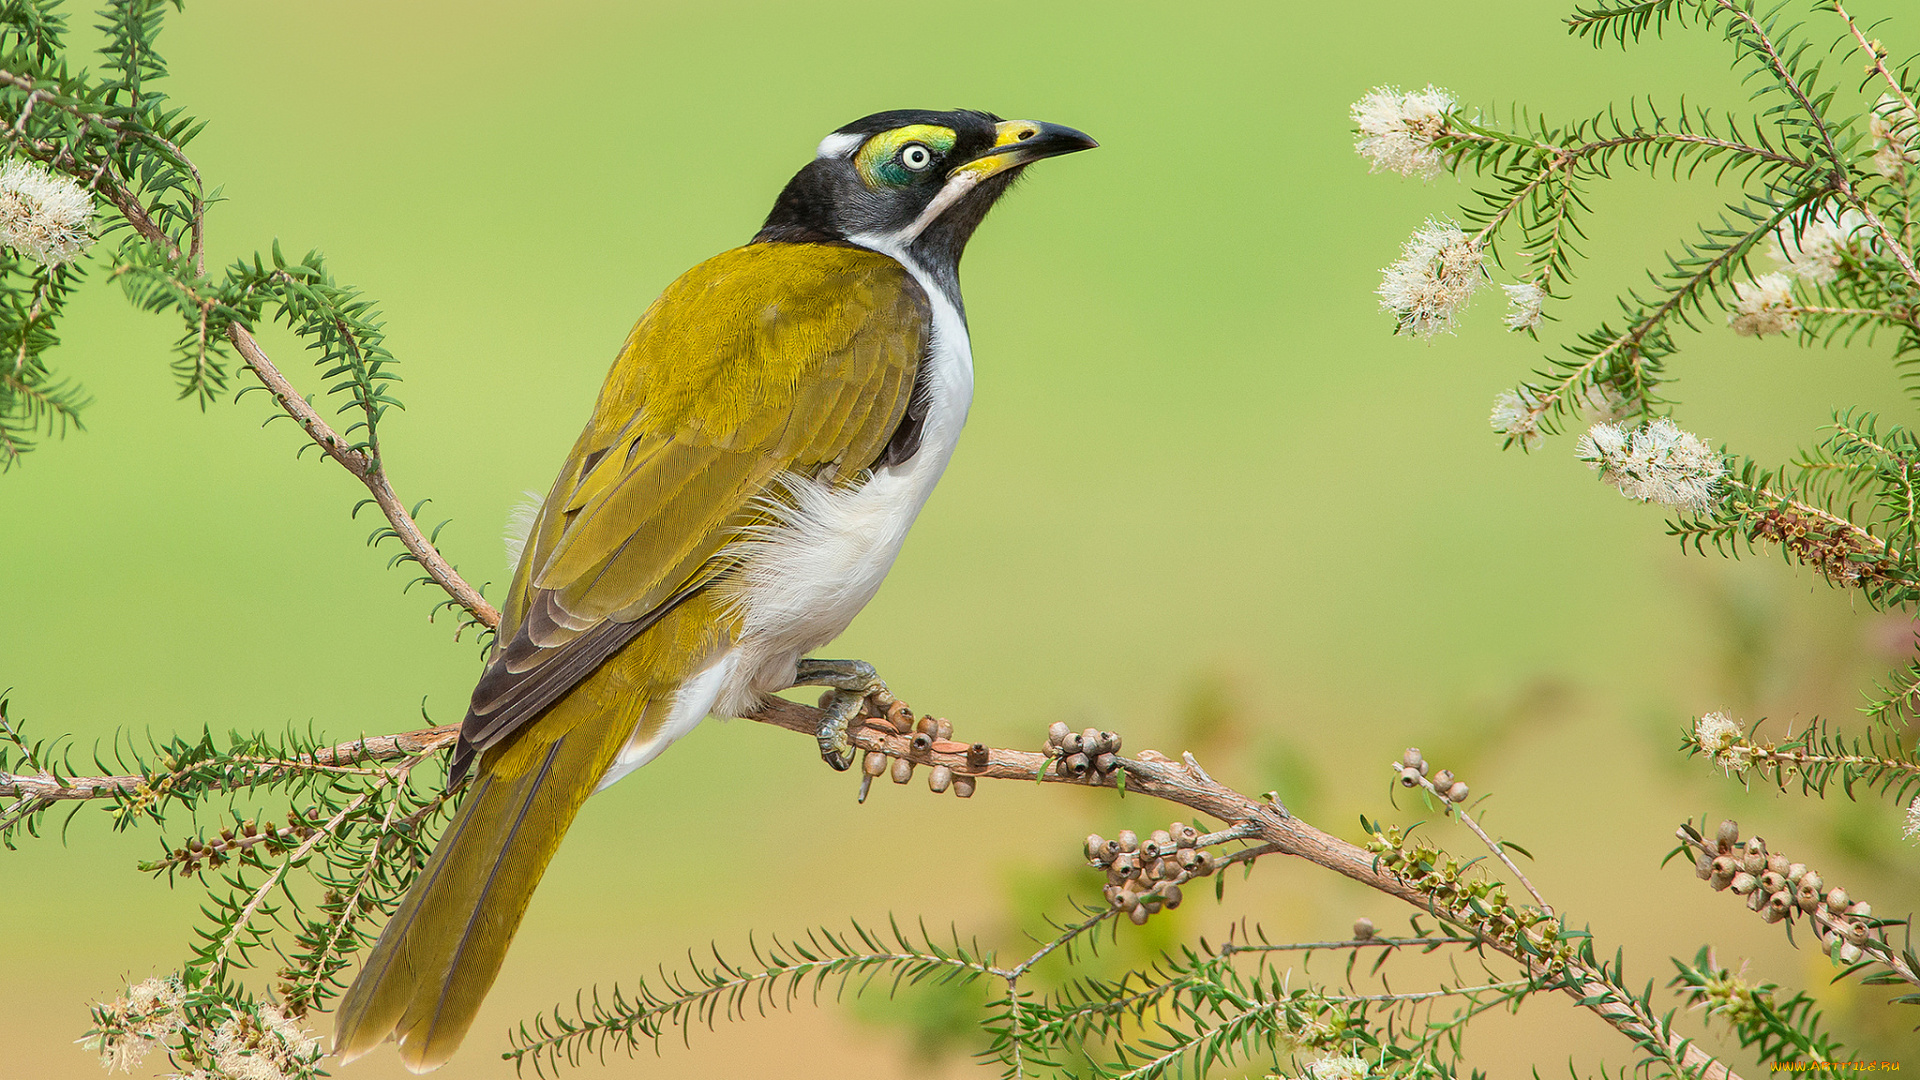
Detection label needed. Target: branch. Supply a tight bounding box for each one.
[223,324,499,630]
[741,698,1742,1080]
[0,724,458,802]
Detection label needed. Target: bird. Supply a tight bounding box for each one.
[332,108,1096,1071]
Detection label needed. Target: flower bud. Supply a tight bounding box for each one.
[927,764,953,793]
[952,775,976,798]
[890,757,914,784]
[1447,782,1470,803]
[862,751,888,777]
[1047,721,1070,747]
[1353,917,1375,940]
[1716,819,1739,853]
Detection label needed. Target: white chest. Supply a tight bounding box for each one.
[712,255,972,715]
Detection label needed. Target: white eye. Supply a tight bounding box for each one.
[899,143,932,171]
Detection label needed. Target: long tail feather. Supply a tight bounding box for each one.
[333,690,642,1072]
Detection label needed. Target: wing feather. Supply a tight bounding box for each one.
[451,243,929,780]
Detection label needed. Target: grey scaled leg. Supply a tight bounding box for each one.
[789,658,890,772]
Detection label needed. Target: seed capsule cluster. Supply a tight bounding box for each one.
[856,706,977,801]
[1084,821,1216,925]
[1696,820,1875,961]
[1045,722,1124,780]
[166,808,323,874]
[1396,747,1470,803]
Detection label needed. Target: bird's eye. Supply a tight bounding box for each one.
[899,143,933,171]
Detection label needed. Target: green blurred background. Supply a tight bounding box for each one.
[3,0,1917,1075]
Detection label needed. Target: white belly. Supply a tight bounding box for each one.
[597,249,971,789]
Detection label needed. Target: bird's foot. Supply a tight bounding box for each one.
[789,658,893,772]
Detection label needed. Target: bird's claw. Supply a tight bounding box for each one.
[790,659,890,773]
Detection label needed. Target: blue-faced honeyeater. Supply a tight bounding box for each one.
[332,109,1096,1070]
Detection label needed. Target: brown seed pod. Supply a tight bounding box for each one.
[1178,849,1202,871]
[1730,872,1758,895]
[1447,782,1470,803]
[1194,851,1216,875]
[1397,767,1422,788]
[1838,942,1863,963]
[1061,733,1085,756]
[1746,888,1766,912]
[1766,853,1790,876]
[1431,769,1455,790]
[1160,884,1184,909]
[1761,891,1793,923]
[886,701,915,732]
[1063,752,1092,778]
[1846,901,1872,919]
[1149,829,1173,851]
[1709,856,1737,889]
[910,731,935,753]
[1047,721,1071,747]
[1128,905,1151,926]
[967,742,990,768]
[1118,830,1139,853]
[1353,917,1375,940]
[1825,887,1850,913]
[1759,871,1786,895]
[1786,862,1807,883]
[862,751,888,777]
[1085,834,1109,862]
[952,775,976,798]
[1402,747,1425,769]
[1716,820,1739,853]
[1111,853,1139,877]
[1694,849,1715,879]
[1103,884,1124,907]
[891,757,915,784]
[934,718,954,741]
[1104,731,1123,754]
[1743,836,1767,864]
[1796,880,1824,915]
[914,715,936,736]
[1174,824,1200,847]
[1840,919,1869,946]
[927,764,953,793]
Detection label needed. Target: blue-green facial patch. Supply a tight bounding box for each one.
[854,125,958,189]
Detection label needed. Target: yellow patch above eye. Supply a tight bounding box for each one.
[854,125,958,188]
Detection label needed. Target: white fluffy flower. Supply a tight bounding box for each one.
[1573,380,1632,422]
[1307,1055,1372,1080]
[1576,417,1726,513]
[1694,712,1751,772]
[1906,795,1920,841]
[1378,220,1483,337]
[1770,207,1870,284]
[1870,93,1918,179]
[1727,273,1799,338]
[81,975,186,1073]
[1352,85,1456,179]
[1501,281,1544,332]
[1489,388,1542,449]
[206,1003,322,1080]
[0,160,94,266]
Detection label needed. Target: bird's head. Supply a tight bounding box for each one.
[754,109,1096,275]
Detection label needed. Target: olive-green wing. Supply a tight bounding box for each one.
[452,243,928,776]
